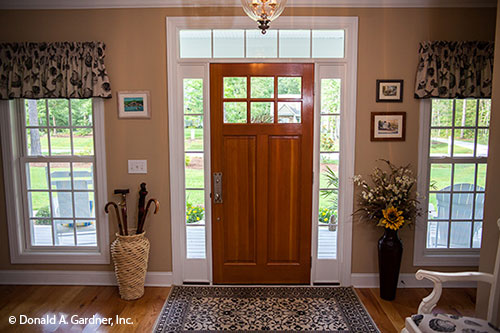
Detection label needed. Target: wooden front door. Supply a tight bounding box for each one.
[211,63,314,284]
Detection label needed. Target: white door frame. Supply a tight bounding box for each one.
[166,16,358,286]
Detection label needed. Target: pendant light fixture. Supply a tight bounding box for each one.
[241,0,287,34]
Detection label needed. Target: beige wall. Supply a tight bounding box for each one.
[0,7,496,274]
[476,0,500,323]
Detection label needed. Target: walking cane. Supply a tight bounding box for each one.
[137,199,159,234]
[104,202,124,236]
[114,189,130,236]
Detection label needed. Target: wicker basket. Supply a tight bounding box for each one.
[110,231,150,300]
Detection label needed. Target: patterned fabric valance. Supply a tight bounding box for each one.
[0,42,112,100]
[414,41,494,99]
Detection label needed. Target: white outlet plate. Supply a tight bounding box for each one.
[128,160,147,174]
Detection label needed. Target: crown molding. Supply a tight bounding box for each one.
[0,0,496,10]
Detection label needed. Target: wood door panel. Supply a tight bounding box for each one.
[267,136,301,264]
[211,63,314,284]
[222,136,257,264]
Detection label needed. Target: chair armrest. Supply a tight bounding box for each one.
[415,269,494,314]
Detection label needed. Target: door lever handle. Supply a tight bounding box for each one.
[213,172,223,203]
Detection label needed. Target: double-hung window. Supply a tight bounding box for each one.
[415,98,490,266]
[0,98,109,264]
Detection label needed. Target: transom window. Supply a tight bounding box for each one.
[179,29,345,59]
[425,99,490,250]
[22,99,97,247]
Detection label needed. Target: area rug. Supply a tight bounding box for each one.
[153,286,379,332]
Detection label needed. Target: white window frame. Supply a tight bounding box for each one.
[167,16,358,285]
[0,99,109,264]
[414,99,486,266]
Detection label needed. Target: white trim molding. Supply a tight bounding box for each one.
[0,0,495,9]
[351,273,478,288]
[0,270,173,286]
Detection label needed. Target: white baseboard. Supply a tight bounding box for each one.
[0,270,173,286]
[351,273,477,288]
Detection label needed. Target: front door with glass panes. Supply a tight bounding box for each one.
[210,63,314,284]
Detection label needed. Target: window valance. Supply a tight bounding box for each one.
[414,41,494,99]
[0,42,112,100]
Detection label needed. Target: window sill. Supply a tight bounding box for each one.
[414,250,480,267]
[10,249,110,264]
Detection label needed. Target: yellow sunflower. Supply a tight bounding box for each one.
[378,206,405,230]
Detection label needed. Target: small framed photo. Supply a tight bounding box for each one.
[117,91,151,119]
[376,80,403,102]
[371,112,406,141]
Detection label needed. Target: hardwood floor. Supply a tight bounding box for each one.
[0,286,476,332]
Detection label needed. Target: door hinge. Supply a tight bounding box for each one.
[310,256,312,268]
[312,171,314,185]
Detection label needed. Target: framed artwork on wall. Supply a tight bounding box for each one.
[376,80,403,102]
[117,91,151,118]
[371,112,406,141]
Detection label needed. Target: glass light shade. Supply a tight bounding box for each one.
[241,0,287,34]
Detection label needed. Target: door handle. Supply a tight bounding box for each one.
[213,172,223,203]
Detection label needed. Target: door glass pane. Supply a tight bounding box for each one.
[321,79,341,114]
[25,100,47,126]
[26,162,48,190]
[430,129,451,157]
[224,102,247,123]
[29,191,51,218]
[477,129,489,157]
[278,77,301,98]
[320,153,339,189]
[70,99,93,126]
[454,100,477,127]
[27,128,49,156]
[473,222,482,248]
[31,219,53,246]
[251,77,274,98]
[277,102,301,123]
[453,164,475,189]
[429,163,451,191]
[476,164,487,190]
[279,30,310,58]
[213,29,244,58]
[73,162,94,190]
[50,162,71,190]
[224,77,247,99]
[246,30,277,58]
[185,190,205,224]
[183,79,204,114]
[186,226,206,259]
[48,99,69,127]
[50,128,71,156]
[180,30,211,58]
[312,30,344,58]
[478,99,491,126]
[453,129,475,157]
[76,220,97,246]
[431,192,450,220]
[426,221,449,248]
[450,222,472,248]
[73,128,94,156]
[431,99,453,127]
[251,102,274,123]
[320,115,340,152]
[318,225,337,259]
[52,192,73,218]
[184,116,204,151]
[185,153,204,188]
[54,220,75,246]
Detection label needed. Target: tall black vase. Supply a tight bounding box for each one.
[378,228,403,301]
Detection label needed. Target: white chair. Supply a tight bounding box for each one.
[402,218,500,333]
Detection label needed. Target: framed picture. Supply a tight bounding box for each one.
[117,91,151,118]
[376,80,403,102]
[371,112,406,141]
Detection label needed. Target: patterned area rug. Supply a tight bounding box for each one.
[153,286,379,332]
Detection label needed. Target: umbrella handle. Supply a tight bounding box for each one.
[137,199,159,234]
[105,202,123,236]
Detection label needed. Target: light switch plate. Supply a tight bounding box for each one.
[128,160,147,174]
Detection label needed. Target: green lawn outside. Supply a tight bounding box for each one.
[27,134,94,155]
